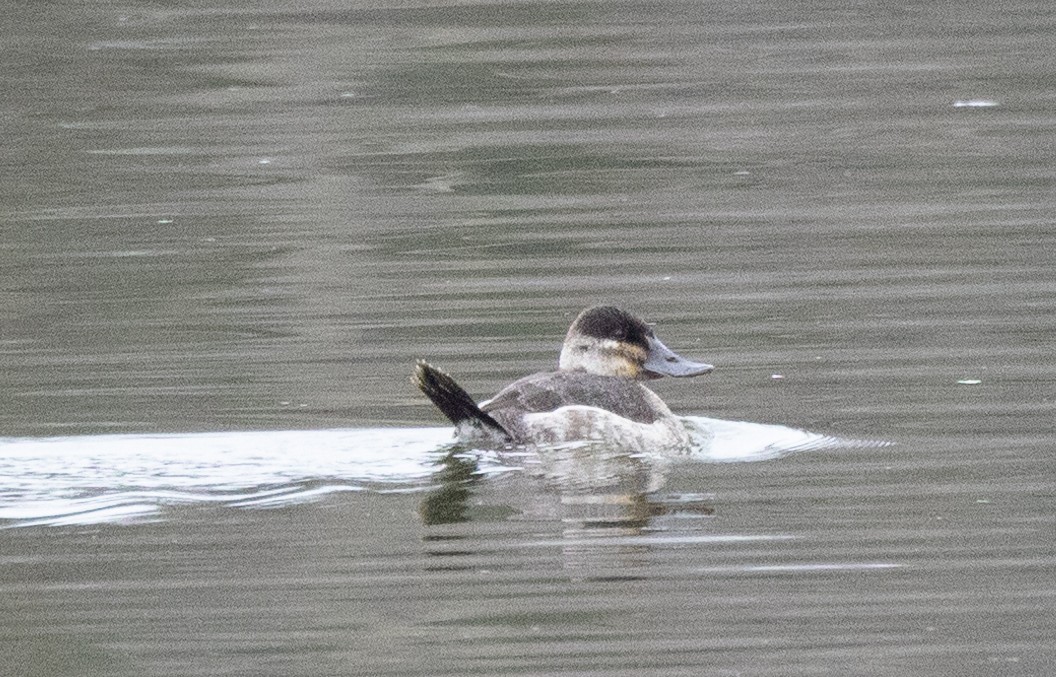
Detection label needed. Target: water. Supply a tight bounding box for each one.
[2,0,1055,675]
[0,419,863,527]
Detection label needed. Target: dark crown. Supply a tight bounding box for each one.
[571,306,653,348]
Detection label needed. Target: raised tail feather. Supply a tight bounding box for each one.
[413,361,511,441]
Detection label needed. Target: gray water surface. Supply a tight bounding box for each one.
[2,1,1055,675]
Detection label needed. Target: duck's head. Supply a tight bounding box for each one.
[558,306,714,380]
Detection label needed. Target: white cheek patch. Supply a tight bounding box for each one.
[559,338,636,376]
[577,350,616,374]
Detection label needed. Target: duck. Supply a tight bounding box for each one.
[413,306,713,453]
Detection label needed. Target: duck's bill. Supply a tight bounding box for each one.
[642,336,714,378]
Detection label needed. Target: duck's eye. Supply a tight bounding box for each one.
[577,344,589,352]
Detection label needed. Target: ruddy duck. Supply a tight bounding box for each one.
[413,306,713,452]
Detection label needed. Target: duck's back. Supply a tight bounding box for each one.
[480,371,678,445]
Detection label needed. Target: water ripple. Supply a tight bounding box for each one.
[0,428,452,527]
[684,416,891,462]
[0,419,884,527]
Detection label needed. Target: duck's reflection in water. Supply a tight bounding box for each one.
[419,445,714,578]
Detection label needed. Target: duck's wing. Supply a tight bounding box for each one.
[482,372,665,424]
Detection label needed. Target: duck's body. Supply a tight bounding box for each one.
[414,306,713,453]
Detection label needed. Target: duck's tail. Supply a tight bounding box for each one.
[412,361,511,442]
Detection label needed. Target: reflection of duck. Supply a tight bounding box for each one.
[414,306,713,453]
